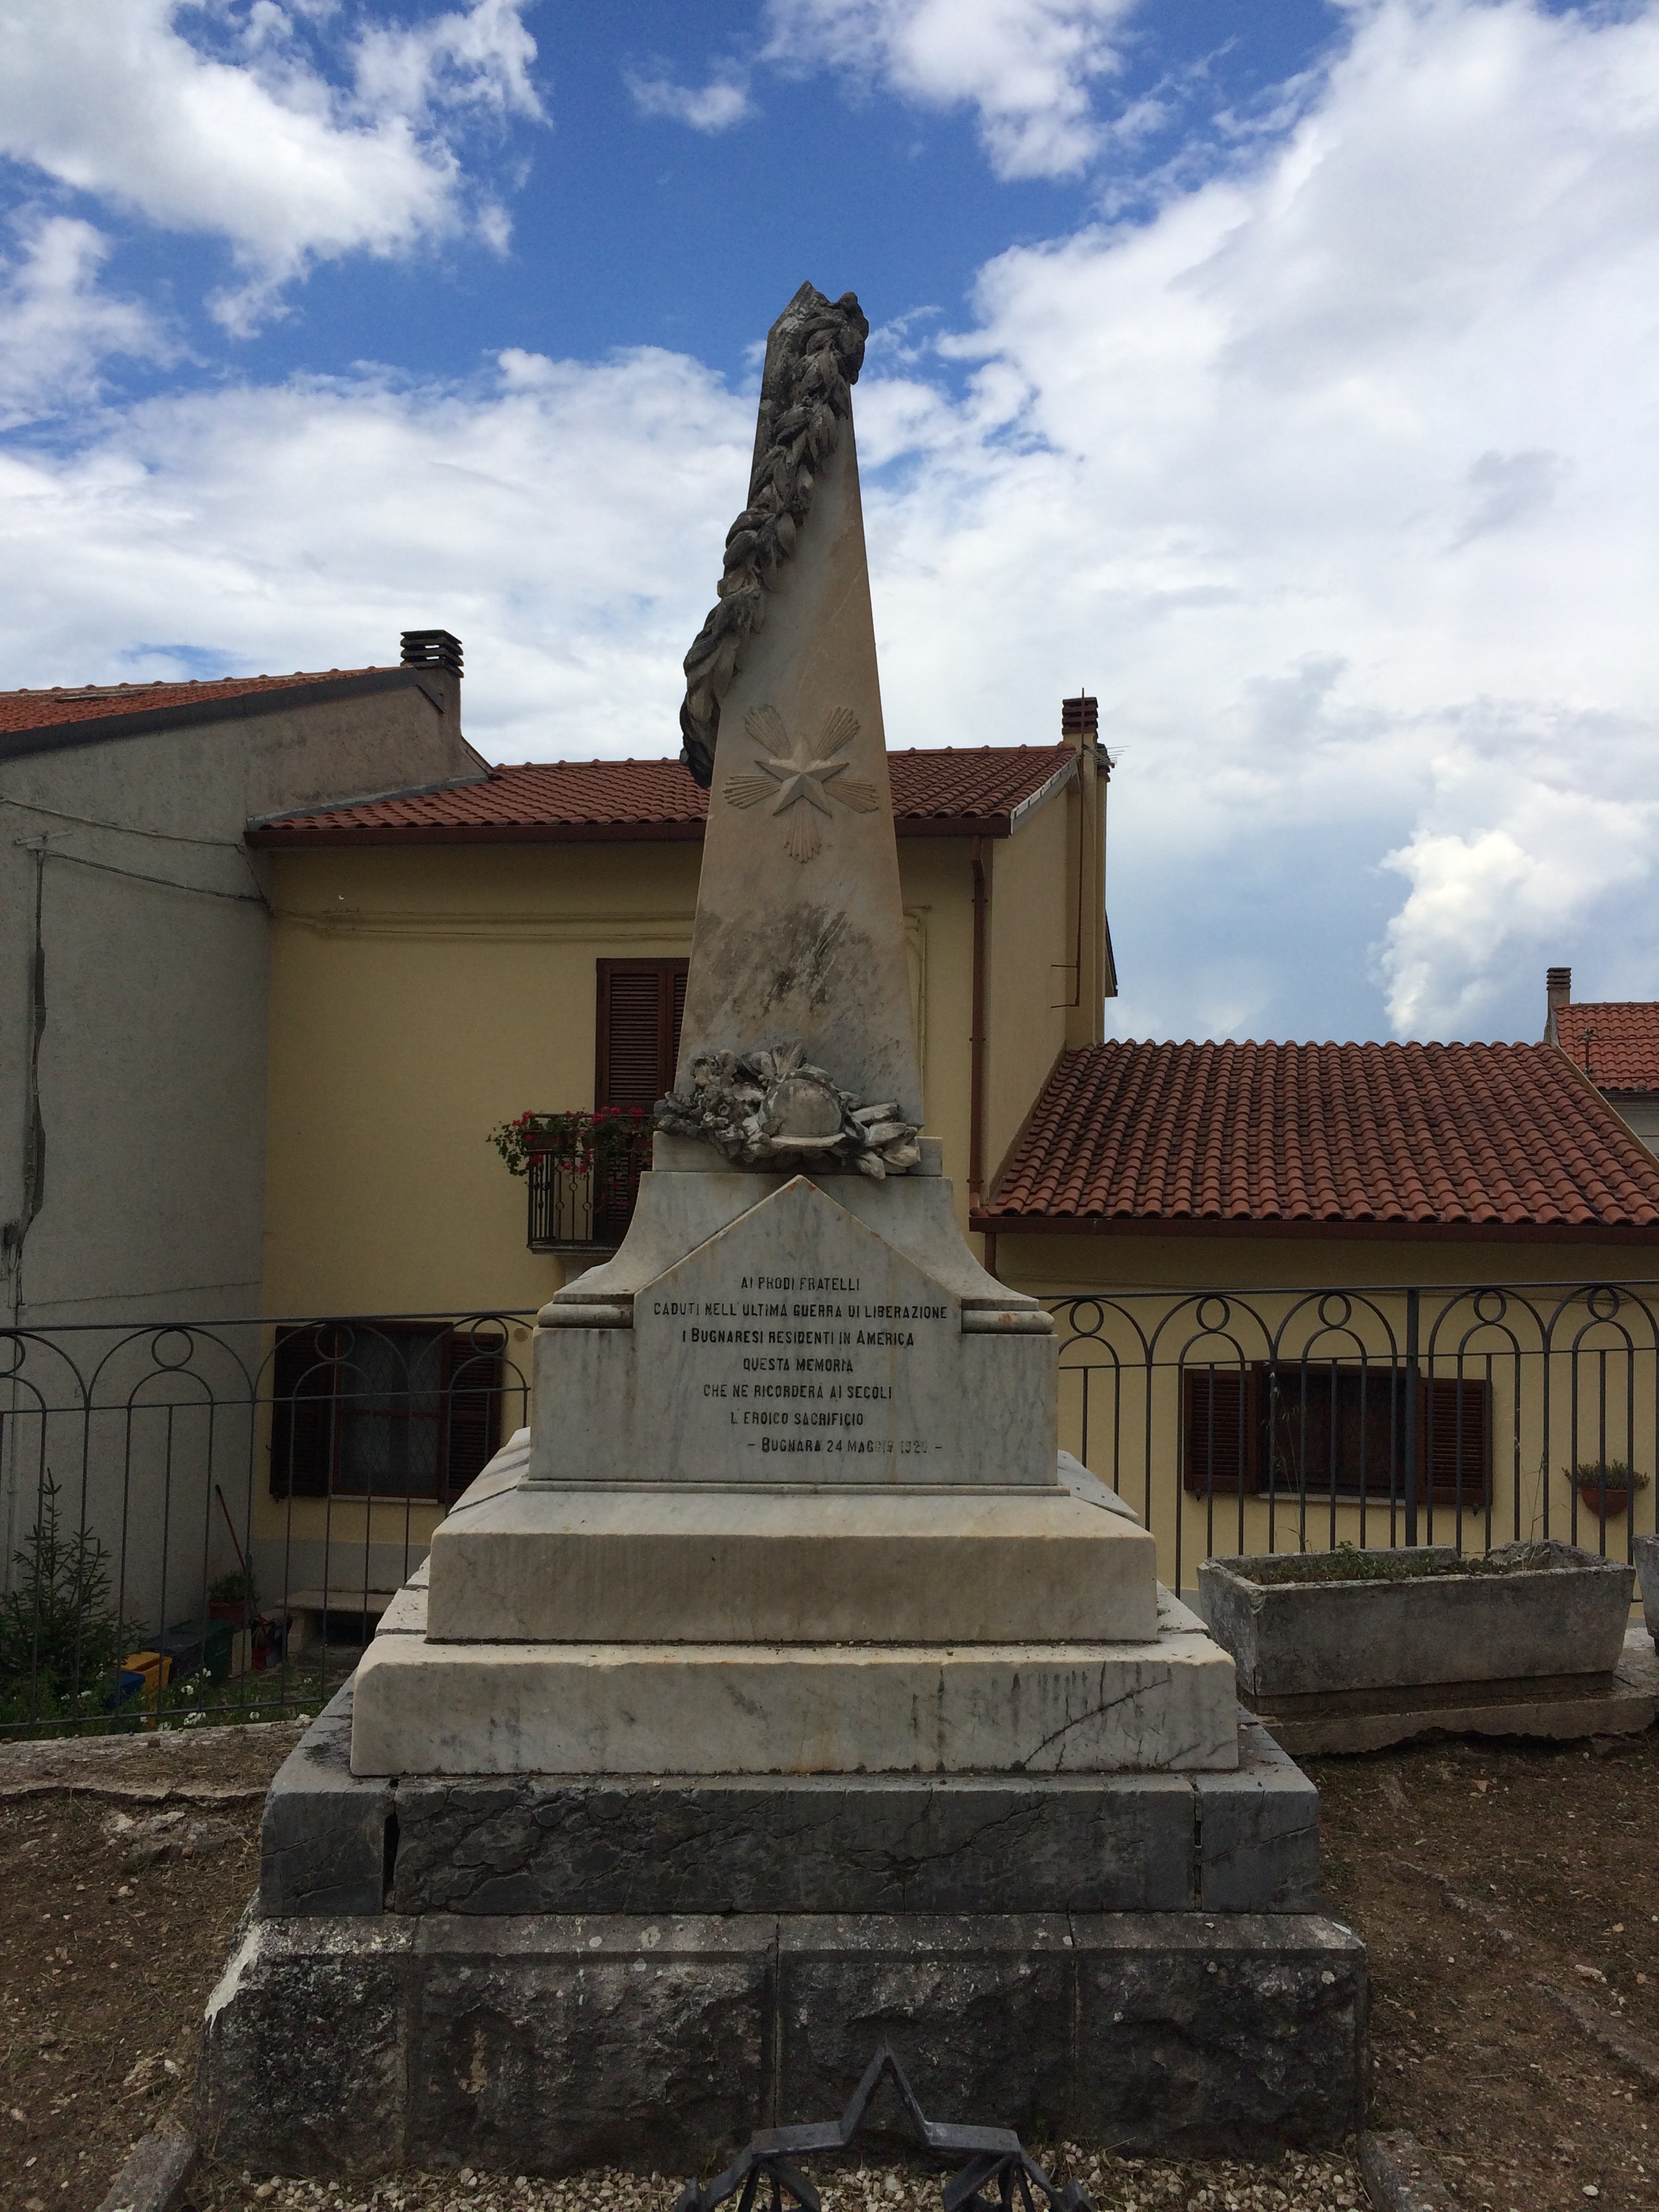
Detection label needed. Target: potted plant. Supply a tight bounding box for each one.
[207,1566,258,1628]
[487,1105,651,1179]
[1570,1460,1651,1520]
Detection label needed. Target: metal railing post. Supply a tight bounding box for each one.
[1403,1286,1420,1549]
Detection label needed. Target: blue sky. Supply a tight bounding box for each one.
[0,0,1655,1046]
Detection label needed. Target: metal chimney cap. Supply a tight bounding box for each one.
[401,629,463,677]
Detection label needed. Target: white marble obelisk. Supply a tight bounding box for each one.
[676,412,920,1128]
[348,285,1241,1780]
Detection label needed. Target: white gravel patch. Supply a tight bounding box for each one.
[199,2145,1365,2212]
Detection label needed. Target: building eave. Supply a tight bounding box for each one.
[970,1211,1659,1245]
[0,668,449,764]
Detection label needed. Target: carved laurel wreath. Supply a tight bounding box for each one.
[655,1044,922,1179]
[678,285,869,790]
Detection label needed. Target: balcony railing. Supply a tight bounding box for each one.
[525,1121,655,1254]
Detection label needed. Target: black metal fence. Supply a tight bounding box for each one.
[1,1279,1653,1741]
[0,1312,532,1739]
[1050,1279,1659,1598]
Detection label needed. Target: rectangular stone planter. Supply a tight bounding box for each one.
[1637,1533,1659,1648]
[1197,1540,1633,1702]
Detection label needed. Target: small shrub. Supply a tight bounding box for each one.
[0,1473,140,1708]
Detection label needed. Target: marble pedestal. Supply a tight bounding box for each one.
[199,1686,1366,2175]
[220,1168,1366,2165]
[352,1168,1230,1782]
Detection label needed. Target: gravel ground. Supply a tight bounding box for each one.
[9,1716,1659,2212]
[184,2146,1367,2212]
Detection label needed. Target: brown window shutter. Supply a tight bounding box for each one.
[668,966,688,1092]
[596,958,690,1109]
[269,1325,339,1497]
[1421,1375,1490,1507]
[1183,1364,1260,1496]
[442,1332,504,1500]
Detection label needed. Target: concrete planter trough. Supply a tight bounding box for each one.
[1197,1540,1634,1704]
[1636,1533,1659,1649]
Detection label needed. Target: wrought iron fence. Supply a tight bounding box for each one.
[1048,1279,1659,1597]
[1,1279,1654,1742]
[527,1125,654,1253]
[0,1311,533,1740]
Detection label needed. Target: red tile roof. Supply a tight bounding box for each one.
[1553,1003,1659,1094]
[0,668,382,735]
[249,746,1078,844]
[981,1040,1659,1237]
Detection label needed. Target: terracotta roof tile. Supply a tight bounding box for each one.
[249,745,1077,843]
[983,1040,1659,1232]
[0,668,380,735]
[1554,1003,1659,1093]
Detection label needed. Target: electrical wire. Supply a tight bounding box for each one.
[0,792,247,847]
[41,846,268,906]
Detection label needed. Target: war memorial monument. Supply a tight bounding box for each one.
[202,285,1367,2175]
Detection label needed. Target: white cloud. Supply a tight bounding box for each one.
[1379,705,1659,1033]
[353,0,542,124]
[861,0,1659,1037]
[759,0,1138,178]
[0,213,171,430]
[626,64,754,134]
[0,346,752,760]
[0,0,541,333]
[1,1,1655,1046]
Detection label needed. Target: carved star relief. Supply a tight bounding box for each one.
[723,704,880,861]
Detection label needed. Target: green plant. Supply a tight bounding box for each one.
[0,1474,140,1706]
[1568,1460,1651,1494]
[488,1105,651,1179]
[208,1565,258,1607]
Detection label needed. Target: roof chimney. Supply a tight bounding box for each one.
[1544,965,1572,1047]
[401,629,463,678]
[1061,694,1097,745]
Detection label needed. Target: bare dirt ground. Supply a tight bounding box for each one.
[1311,1729,1659,2209]
[1,1719,1655,2212]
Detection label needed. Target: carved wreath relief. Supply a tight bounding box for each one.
[723,704,878,861]
[656,1042,922,1179]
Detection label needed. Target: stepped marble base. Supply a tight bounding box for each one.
[199,1904,1368,2176]
[349,1584,1240,1776]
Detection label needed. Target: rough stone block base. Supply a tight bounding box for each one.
[199,1908,1367,2176]
[258,1691,1321,1921]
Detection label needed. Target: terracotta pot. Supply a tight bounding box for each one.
[1578,1487,1631,1519]
[209,1598,251,1626]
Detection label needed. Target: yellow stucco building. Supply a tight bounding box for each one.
[245,703,1112,1606]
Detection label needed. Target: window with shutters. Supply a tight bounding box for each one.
[596,958,688,1108]
[1183,1361,1490,1504]
[1183,1366,1261,1495]
[268,1323,503,1502]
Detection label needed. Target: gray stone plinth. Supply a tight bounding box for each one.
[199,1908,1366,2175]
[260,1684,390,1917]
[255,1690,1323,1921]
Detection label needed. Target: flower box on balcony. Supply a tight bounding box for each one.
[490,1108,654,1256]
